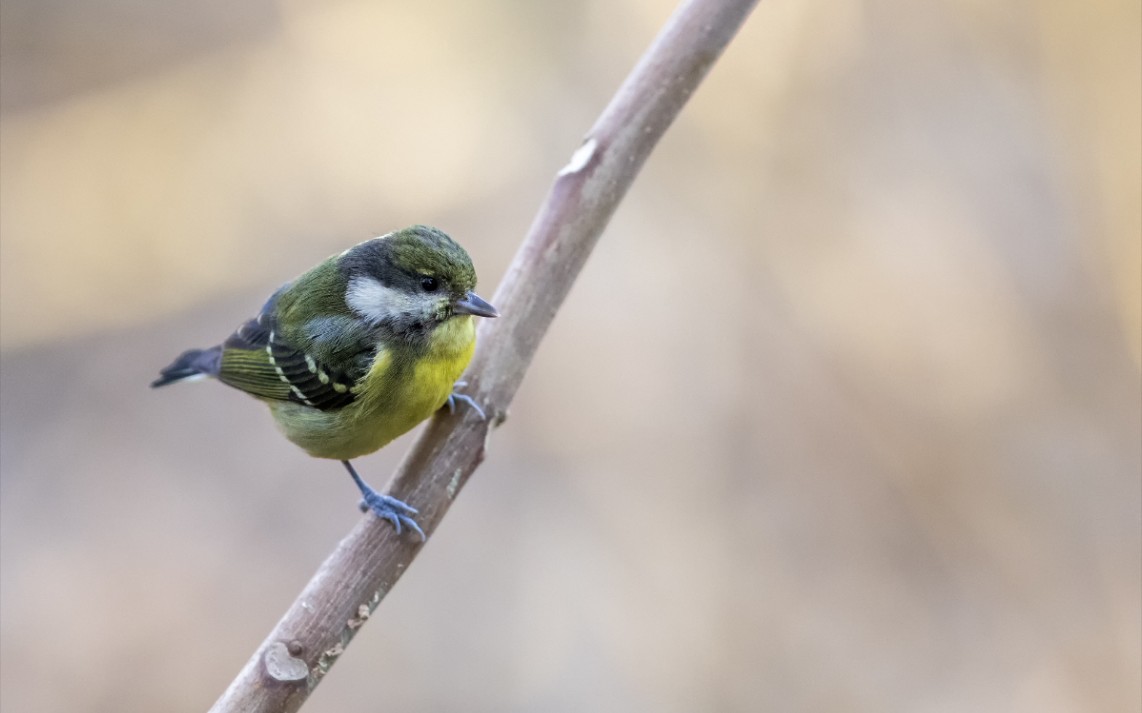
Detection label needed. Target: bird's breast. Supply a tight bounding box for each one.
[271,316,477,460]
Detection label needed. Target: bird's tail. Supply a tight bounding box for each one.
[151,346,223,388]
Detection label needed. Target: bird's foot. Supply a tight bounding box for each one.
[343,461,425,541]
[445,381,486,420]
[359,490,425,540]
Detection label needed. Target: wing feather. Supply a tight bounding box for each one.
[216,301,372,411]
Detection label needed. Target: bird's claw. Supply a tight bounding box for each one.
[344,460,425,541]
[446,384,487,420]
[357,493,418,516]
[361,491,425,540]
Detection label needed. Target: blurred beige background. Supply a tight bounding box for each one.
[1,0,1139,711]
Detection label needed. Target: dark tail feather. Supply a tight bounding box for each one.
[151,346,222,388]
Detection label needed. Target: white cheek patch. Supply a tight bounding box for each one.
[346,276,417,324]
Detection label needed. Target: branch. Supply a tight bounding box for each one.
[209,1,758,710]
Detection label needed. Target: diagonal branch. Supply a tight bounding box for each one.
[209,0,758,710]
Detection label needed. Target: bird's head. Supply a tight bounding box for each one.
[338,225,498,338]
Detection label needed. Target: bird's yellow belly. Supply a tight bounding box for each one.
[268,317,476,460]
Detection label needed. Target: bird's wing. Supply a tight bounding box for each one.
[216,304,373,411]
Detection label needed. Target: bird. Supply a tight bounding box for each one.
[152,225,498,539]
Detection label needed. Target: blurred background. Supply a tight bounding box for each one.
[1,0,1139,711]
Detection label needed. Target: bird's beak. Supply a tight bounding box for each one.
[453,291,499,318]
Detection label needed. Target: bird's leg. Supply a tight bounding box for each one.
[343,460,425,541]
[445,381,487,420]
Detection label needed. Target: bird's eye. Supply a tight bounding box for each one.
[419,276,439,292]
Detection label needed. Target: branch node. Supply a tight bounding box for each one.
[558,137,599,177]
[263,641,309,683]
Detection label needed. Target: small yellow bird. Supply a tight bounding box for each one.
[152,225,498,538]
